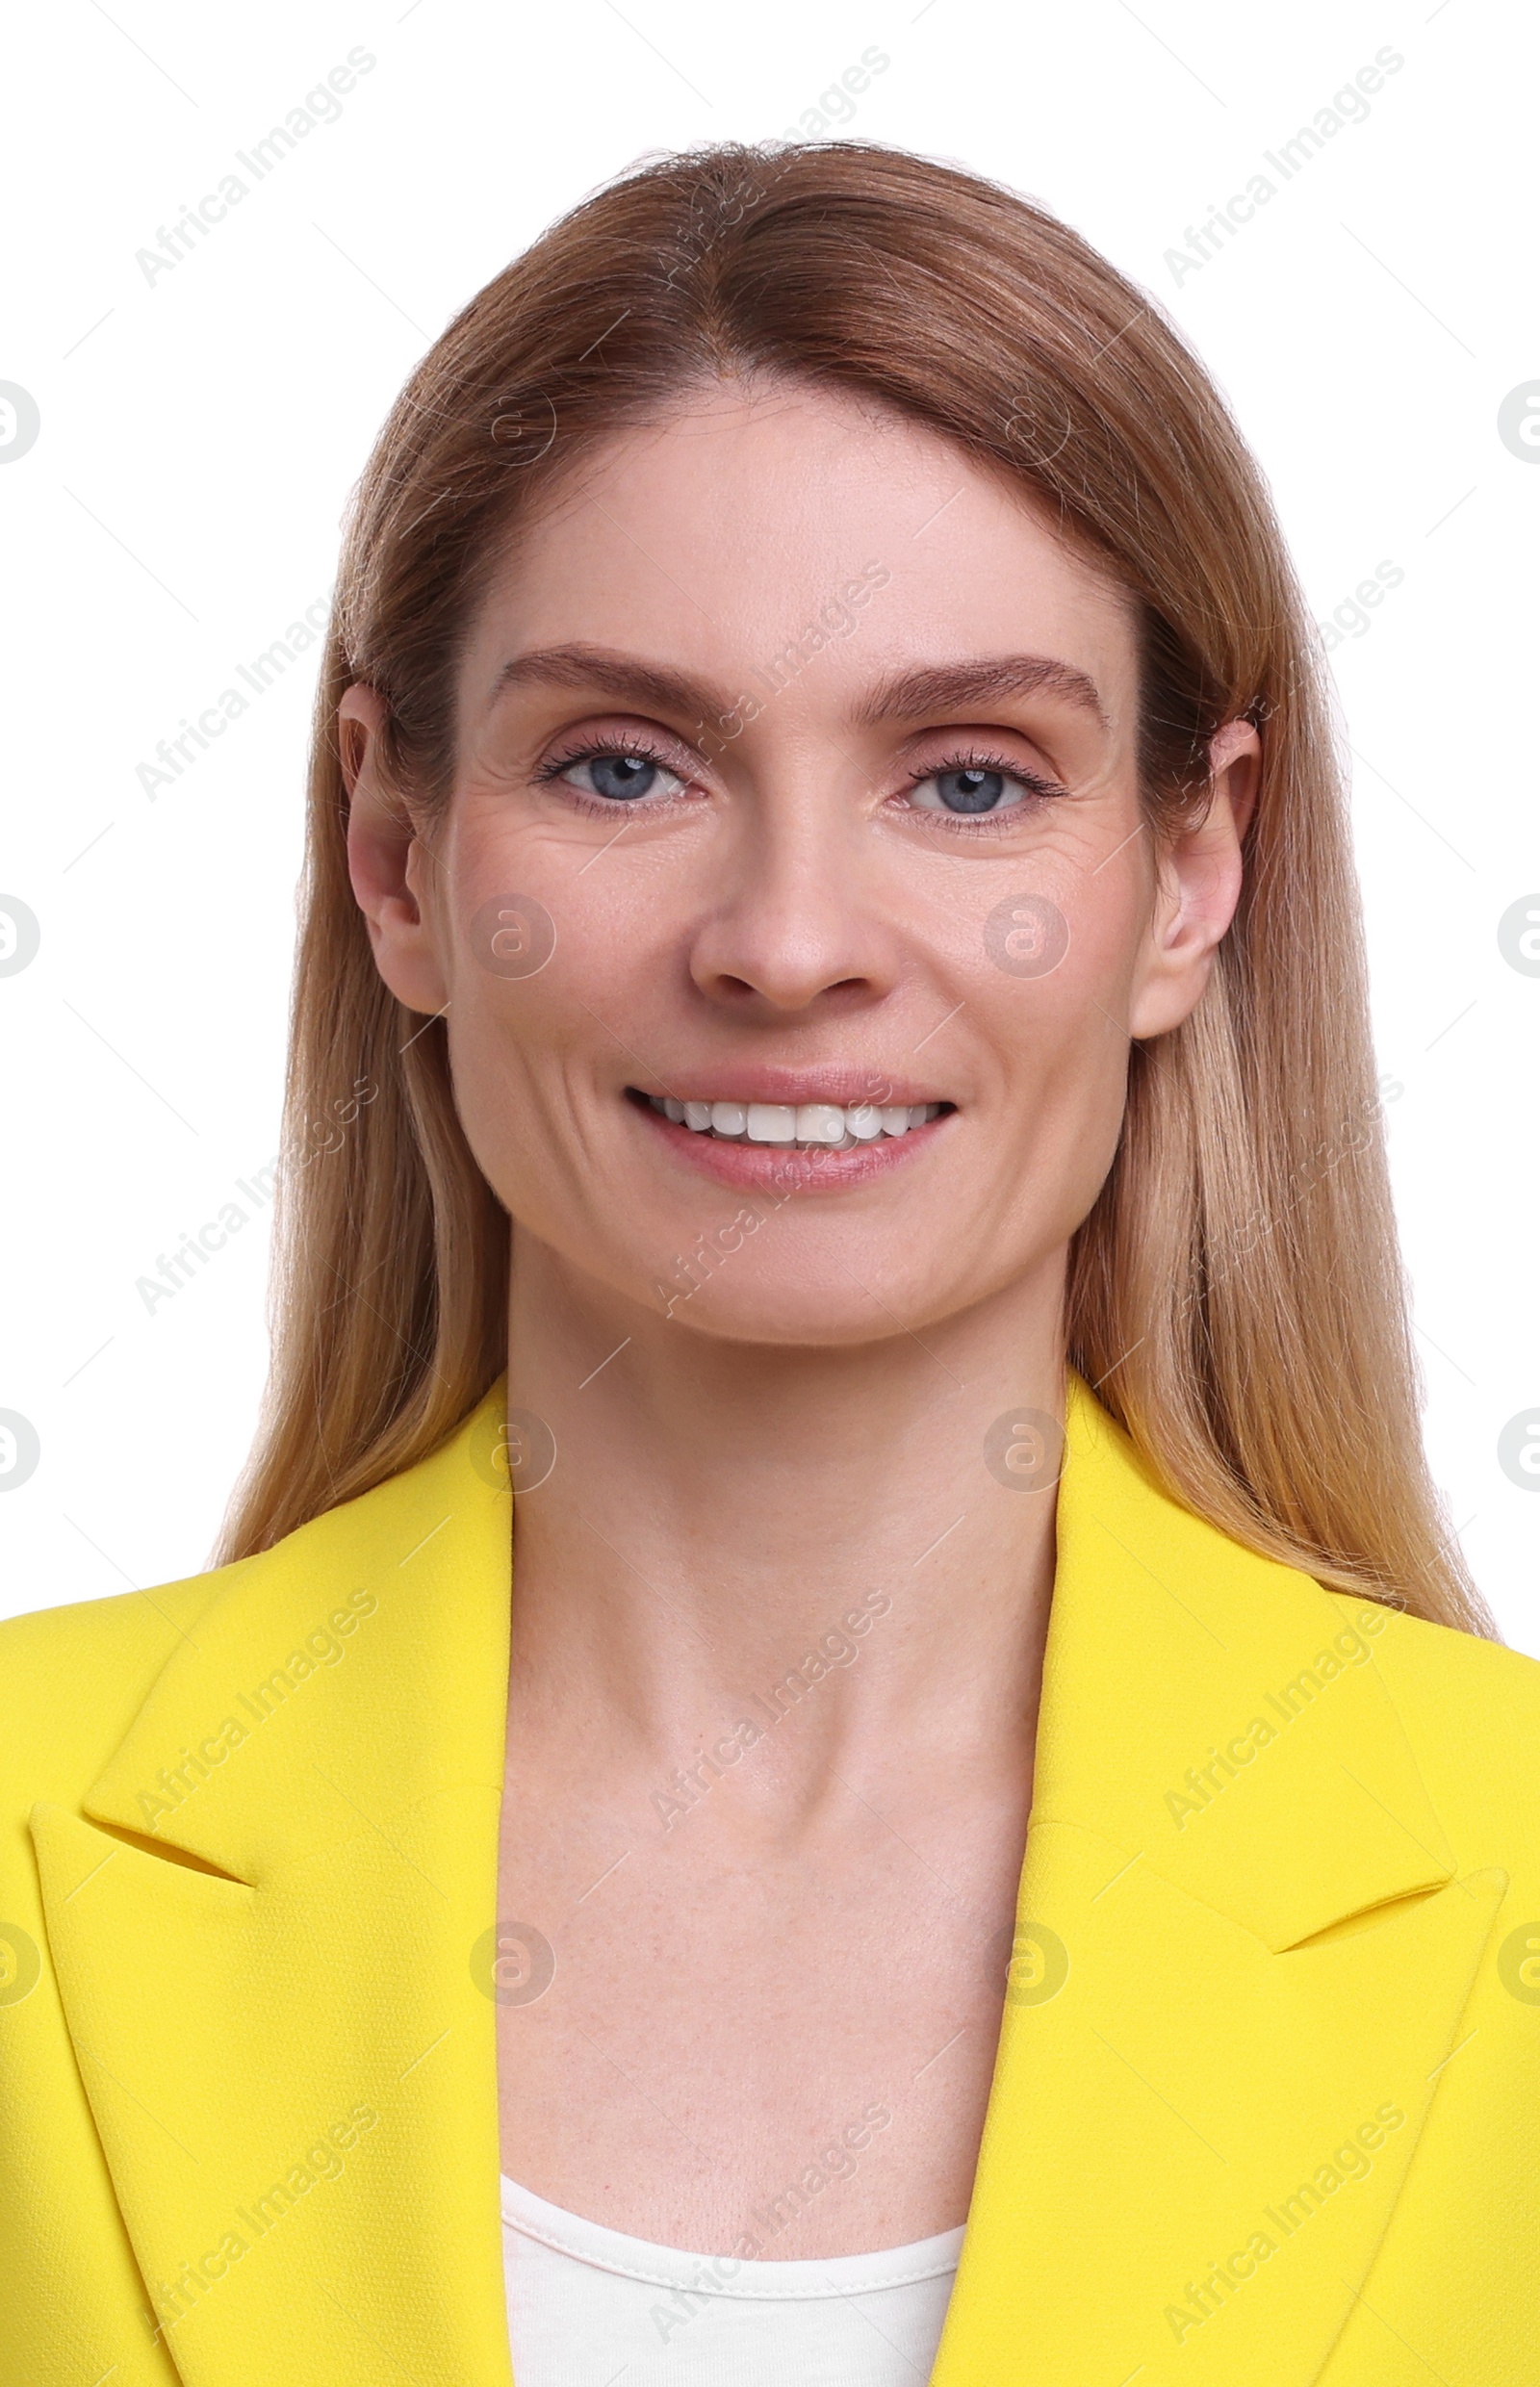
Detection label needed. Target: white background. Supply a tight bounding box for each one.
[2,0,1536,1645]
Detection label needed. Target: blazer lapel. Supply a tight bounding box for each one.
[31,1378,518,2386]
[933,1373,1504,2386]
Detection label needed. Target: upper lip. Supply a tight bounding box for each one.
[628,1067,955,1108]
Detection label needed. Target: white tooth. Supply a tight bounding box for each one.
[746,1103,797,1143]
[909,1105,930,1129]
[846,1105,884,1141]
[683,1101,713,1131]
[879,1106,911,1136]
[663,1098,685,1122]
[796,1104,846,1144]
[710,1101,747,1136]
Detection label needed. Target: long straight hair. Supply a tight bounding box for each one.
[214,139,1492,1635]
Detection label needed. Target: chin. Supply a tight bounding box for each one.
[647,1275,930,1349]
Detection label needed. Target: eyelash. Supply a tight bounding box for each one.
[908,746,1067,835]
[531,732,687,818]
[531,733,1068,834]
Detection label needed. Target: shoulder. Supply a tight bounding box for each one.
[0,1570,235,1808]
[1323,1587,1540,1842]
[1324,1584,1540,1716]
[0,1390,502,1825]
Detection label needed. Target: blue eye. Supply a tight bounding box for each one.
[907,756,1055,818]
[555,748,686,803]
[944,769,999,812]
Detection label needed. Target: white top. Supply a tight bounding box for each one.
[500,2172,963,2384]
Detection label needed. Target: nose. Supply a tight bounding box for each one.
[686,788,904,1017]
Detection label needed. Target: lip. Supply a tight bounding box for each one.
[629,1092,954,1194]
[625,1065,954,1110]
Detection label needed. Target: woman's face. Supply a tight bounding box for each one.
[345,380,1255,1346]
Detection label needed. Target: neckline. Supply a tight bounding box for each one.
[500,2173,966,2299]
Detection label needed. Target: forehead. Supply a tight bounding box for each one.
[459,380,1142,725]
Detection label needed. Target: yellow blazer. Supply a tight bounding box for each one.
[3,1371,1538,2384]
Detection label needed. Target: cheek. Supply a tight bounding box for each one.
[970,854,1145,1061]
[445,780,689,989]
[435,847,666,1226]
[966,867,1145,1210]
[442,965,588,1219]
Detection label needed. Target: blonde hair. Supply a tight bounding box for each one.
[215,139,1492,1636]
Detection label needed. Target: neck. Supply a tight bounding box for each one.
[501,1233,1066,1832]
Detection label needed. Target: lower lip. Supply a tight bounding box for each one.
[630,1100,952,1193]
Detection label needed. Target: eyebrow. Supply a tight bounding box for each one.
[486,642,1109,734]
[855,654,1109,732]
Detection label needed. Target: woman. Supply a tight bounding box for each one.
[3,139,1535,2387]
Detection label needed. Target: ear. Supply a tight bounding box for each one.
[1127,716,1261,1041]
[339,683,450,1018]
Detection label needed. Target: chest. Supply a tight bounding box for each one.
[493,1764,1031,2255]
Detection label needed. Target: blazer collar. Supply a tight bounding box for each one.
[54,1368,1456,1933]
[32,1372,1497,2387]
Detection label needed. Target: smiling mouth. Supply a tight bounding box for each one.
[628,1091,954,1150]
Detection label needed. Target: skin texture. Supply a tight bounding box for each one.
[342,379,1258,2257]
